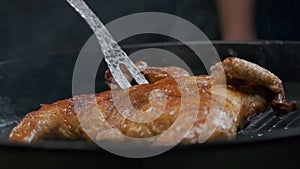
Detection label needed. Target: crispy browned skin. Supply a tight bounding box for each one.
[9,57,296,144]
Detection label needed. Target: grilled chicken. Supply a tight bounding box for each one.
[9,57,296,144]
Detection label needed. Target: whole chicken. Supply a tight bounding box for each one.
[9,57,296,144]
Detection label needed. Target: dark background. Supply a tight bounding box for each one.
[1,0,300,60]
[0,0,218,60]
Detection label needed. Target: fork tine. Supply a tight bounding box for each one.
[108,57,149,89]
[107,64,132,89]
[122,57,149,85]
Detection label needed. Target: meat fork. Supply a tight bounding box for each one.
[67,0,149,89]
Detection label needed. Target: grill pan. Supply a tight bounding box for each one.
[0,41,300,169]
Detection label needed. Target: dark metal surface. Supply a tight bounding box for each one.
[0,41,300,168]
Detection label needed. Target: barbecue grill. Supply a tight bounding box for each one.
[0,41,299,169]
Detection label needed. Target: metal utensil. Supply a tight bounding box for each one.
[67,0,149,89]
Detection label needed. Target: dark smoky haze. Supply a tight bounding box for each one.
[1,0,300,59]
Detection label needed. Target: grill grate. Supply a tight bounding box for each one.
[238,108,300,139]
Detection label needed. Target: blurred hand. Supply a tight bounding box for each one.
[216,0,256,41]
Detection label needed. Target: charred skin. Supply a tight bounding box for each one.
[9,57,296,144]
